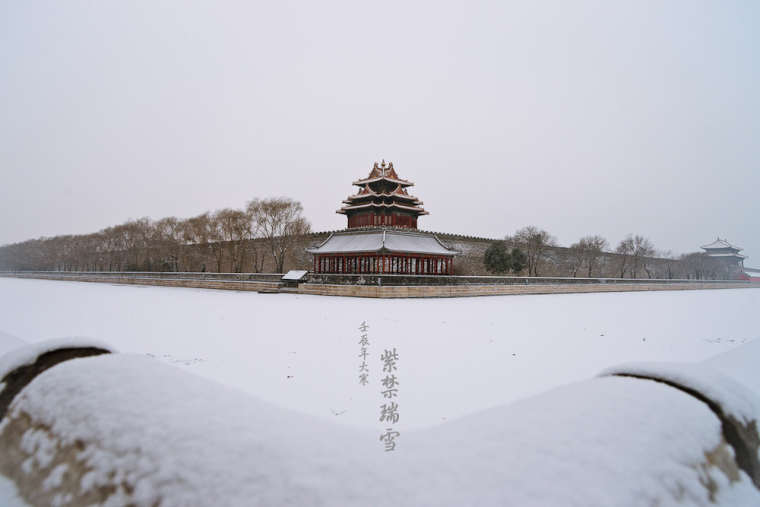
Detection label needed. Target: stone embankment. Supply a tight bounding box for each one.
[2,271,757,298]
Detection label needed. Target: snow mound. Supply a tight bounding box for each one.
[600,361,760,425]
[1,353,757,506]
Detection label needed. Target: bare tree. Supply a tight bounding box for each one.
[630,235,655,278]
[513,226,556,277]
[214,208,251,272]
[249,197,311,273]
[182,213,214,272]
[567,235,608,277]
[581,235,608,277]
[615,236,635,278]
[154,217,184,271]
[244,200,265,272]
[567,242,585,277]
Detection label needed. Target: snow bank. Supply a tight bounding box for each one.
[1,278,758,430]
[1,353,757,506]
[0,337,114,382]
[600,361,760,425]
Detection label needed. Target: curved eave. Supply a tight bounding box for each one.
[336,202,429,215]
[352,177,414,187]
[701,248,743,254]
[706,253,747,259]
[343,193,421,203]
[307,246,458,256]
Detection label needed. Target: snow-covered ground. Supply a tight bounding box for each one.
[0,277,758,430]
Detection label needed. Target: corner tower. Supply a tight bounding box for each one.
[337,160,428,229]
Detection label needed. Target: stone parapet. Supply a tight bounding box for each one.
[297,281,757,298]
[1,273,282,292]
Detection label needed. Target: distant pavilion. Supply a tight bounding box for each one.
[307,161,458,275]
[700,238,746,271]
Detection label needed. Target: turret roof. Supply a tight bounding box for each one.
[352,160,414,187]
[700,238,743,251]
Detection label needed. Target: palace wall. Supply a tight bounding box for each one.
[178,229,682,279]
[3,228,685,278]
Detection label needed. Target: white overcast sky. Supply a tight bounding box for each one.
[1,1,758,262]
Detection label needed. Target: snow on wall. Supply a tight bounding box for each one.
[0,352,758,506]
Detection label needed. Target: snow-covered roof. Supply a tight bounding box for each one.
[701,238,743,251]
[307,230,458,256]
[281,270,308,281]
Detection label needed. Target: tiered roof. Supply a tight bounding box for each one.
[700,238,747,259]
[700,238,743,251]
[337,160,429,217]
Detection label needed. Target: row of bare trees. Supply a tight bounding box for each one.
[0,198,310,273]
[498,226,735,279]
[503,226,616,277]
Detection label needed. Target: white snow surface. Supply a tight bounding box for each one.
[6,353,758,506]
[704,337,760,395]
[0,475,28,507]
[0,277,758,430]
[0,337,114,381]
[0,331,26,357]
